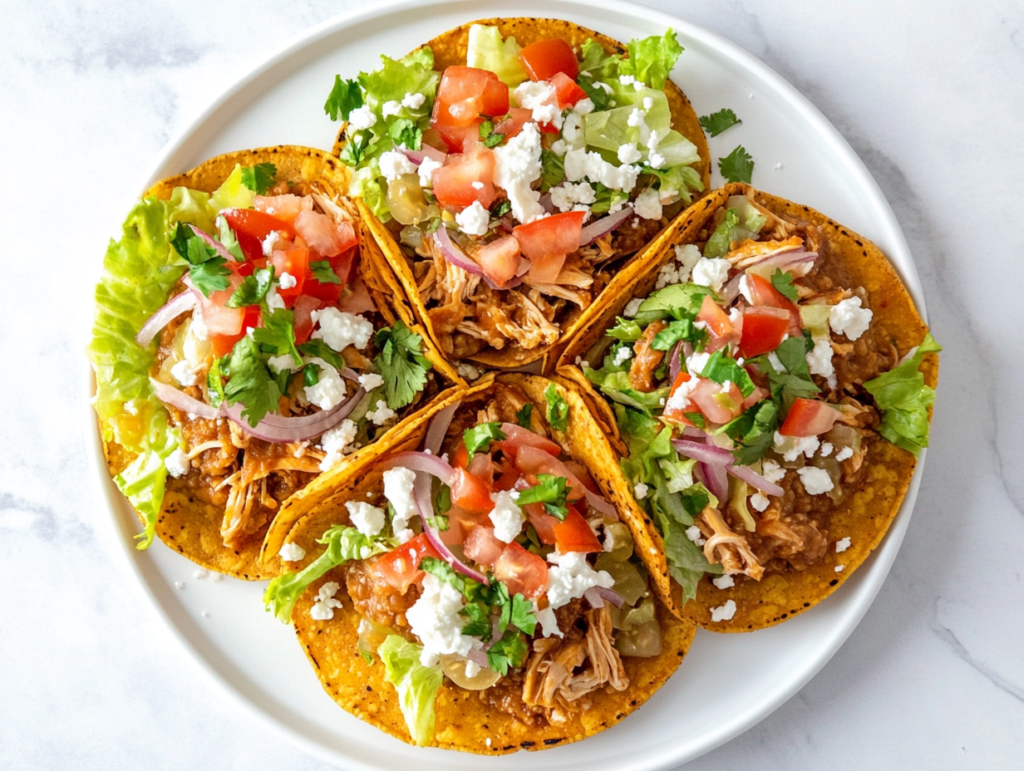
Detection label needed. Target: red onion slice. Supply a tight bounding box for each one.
[726,464,784,497]
[190,224,236,262]
[681,425,709,441]
[584,489,618,519]
[750,248,818,270]
[694,461,729,501]
[223,387,364,443]
[434,226,483,276]
[137,292,197,347]
[377,451,455,486]
[398,145,446,166]
[584,586,624,609]
[579,208,633,246]
[720,273,743,305]
[414,471,490,585]
[423,400,461,455]
[668,340,682,383]
[671,439,733,466]
[150,378,220,420]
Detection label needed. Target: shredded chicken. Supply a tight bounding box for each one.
[725,236,806,270]
[754,500,828,571]
[629,319,668,391]
[699,505,765,580]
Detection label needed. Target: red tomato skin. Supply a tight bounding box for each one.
[746,273,802,336]
[474,236,521,288]
[739,305,791,358]
[519,39,579,81]
[481,78,510,116]
[293,210,346,258]
[292,295,320,344]
[494,542,549,599]
[661,372,696,426]
[554,507,603,553]
[779,398,841,437]
[689,378,744,425]
[549,72,587,107]
[372,534,441,593]
[494,107,532,139]
[513,211,585,283]
[523,501,560,545]
[463,526,506,570]
[253,194,312,225]
[269,246,309,304]
[432,143,497,209]
[433,124,481,154]
[697,295,737,353]
[221,209,295,262]
[209,305,262,357]
[451,440,469,470]
[514,446,584,502]
[433,67,508,128]
[301,269,344,304]
[450,467,495,515]
[494,423,562,460]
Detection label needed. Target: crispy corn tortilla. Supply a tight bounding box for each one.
[352,18,711,371]
[555,183,939,630]
[266,373,695,752]
[102,146,460,579]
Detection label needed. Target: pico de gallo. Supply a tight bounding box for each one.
[88,158,438,554]
[325,24,705,360]
[581,190,941,608]
[265,380,662,745]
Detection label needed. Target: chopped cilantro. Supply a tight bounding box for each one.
[516,474,569,520]
[489,199,511,218]
[340,133,371,167]
[486,628,529,676]
[514,403,533,429]
[436,485,451,515]
[720,400,778,465]
[221,336,282,427]
[540,149,565,191]
[171,222,231,297]
[373,322,432,410]
[771,268,799,301]
[388,118,422,150]
[309,260,342,285]
[253,307,301,367]
[478,120,505,148]
[577,74,610,110]
[718,145,755,184]
[207,358,226,408]
[700,350,756,397]
[544,384,569,432]
[699,108,741,137]
[463,422,505,464]
[226,266,275,308]
[755,336,820,414]
[240,163,277,195]
[419,557,466,594]
[459,600,492,638]
[297,339,346,372]
[324,76,363,121]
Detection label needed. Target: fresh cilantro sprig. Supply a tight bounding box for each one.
[540,149,565,191]
[515,403,532,429]
[478,120,505,149]
[253,306,302,368]
[240,163,277,195]
[489,199,511,218]
[309,260,342,285]
[462,422,505,464]
[516,474,569,520]
[389,118,422,150]
[324,76,363,121]
[544,383,569,432]
[171,222,232,297]
[753,336,820,415]
[226,266,275,308]
[373,322,432,411]
[699,108,741,137]
[719,400,779,466]
[340,133,371,167]
[221,336,282,427]
[718,145,755,184]
[297,339,346,372]
[771,269,799,301]
[699,350,757,397]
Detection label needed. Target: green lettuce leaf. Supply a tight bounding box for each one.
[619,29,684,89]
[466,25,528,87]
[863,333,942,456]
[379,635,444,746]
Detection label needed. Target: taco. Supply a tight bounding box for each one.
[325,18,710,372]
[262,373,695,752]
[556,184,941,631]
[88,146,461,579]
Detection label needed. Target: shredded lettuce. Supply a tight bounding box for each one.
[704,204,767,258]
[863,333,942,456]
[264,526,394,623]
[620,29,685,90]
[379,635,444,746]
[209,165,256,213]
[467,25,528,88]
[585,348,669,414]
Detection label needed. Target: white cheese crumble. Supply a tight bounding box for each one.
[774,431,820,462]
[685,525,706,546]
[311,308,374,352]
[489,490,525,543]
[310,582,344,620]
[633,188,663,220]
[767,350,785,372]
[550,138,568,156]
[165,448,190,478]
[319,419,359,471]
[457,361,482,380]
[513,81,561,126]
[262,230,280,257]
[573,98,595,115]
[417,155,442,188]
[347,106,377,131]
[612,345,633,366]
[383,466,418,532]
[710,599,737,622]
[691,257,732,294]
[564,147,640,191]
[265,285,286,311]
[545,551,615,610]
[634,482,649,500]
[836,537,851,553]
[357,372,384,392]
[797,466,834,495]
[170,359,200,387]
[806,337,835,380]
[493,122,545,224]
[378,150,419,182]
[278,542,306,562]
[829,297,873,341]
[561,112,583,144]
[402,92,426,109]
[761,459,786,483]
[381,100,402,118]
[279,271,297,290]
[655,243,701,289]
[665,375,699,412]
[533,603,562,638]
[550,181,596,212]
[686,350,711,377]
[749,492,770,512]
[267,353,301,373]
[617,143,643,164]
[304,358,348,410]
[835,446,854,462]
[366,399,397,426]
[712,574,735,590]
[820,442,834,457]
[346,501,385,536]
[189,309,208,341]
[624,298,643,318]
[455,200,490,236]
[407,573,484,666]
[835,564,845,573]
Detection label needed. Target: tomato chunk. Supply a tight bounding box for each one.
[253,194,312,225]
[739,305,791,357]
[372,533,441,593]
[519,39,579,81]
[432,143,497,209]
[463,525,505,570]
[494,542,549,598]
[513,211,585,283]
[220,208,295,263]
[697,295,738,353]
[292,294,320,344]
[450,467,494,515]
[554,506,603,553]
[661,372,696,426]
[494,423,562,460]
[293,210,350,258]
[433,124,482,154]
[779,398,841,437]
[549,72,587,107]
[269,246,309,305]
[433,66,509,129]
[689,378,744,425]
[523,501,560,545]
[746,273,802,335]
[474,236,521,288]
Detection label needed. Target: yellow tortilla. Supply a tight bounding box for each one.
[555,183,939,630]
[265,373,695,752]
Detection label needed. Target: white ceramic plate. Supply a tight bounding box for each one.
[87,1,929,768]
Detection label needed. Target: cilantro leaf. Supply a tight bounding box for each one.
[459,601,492,638]
[297,339,346,372]
[718,145,755,184]
[516,474,569,520]
[389,118,422,150]
[544,383,569,432]
[463,422,505,464]
[486,628,529,677]
[419,557,466,595]
[651,318,702,352]
[540,149,565,192]
[325,76,364,121]
[699,108,741,138]
[340,133,371,167]
[373,322,432,410]
[240,163,277,195]
[188,261,232,297]
[253,307,301,367]
[489,199,511,218]
[436,485,451,515]
[771,268,799,301]
[222,336,282,427]
[207,358,226,408]
[309,260,342,285]
[508,593,537,636]
[755,336,819,414]
[171,222,232,297]
[700,350,756,397]
[577,74,610,110]
[515,403,532,429]
[226,267,275,308]
[720,400,778,465]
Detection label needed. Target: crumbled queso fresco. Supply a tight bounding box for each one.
[710,599,737,622]
[345,501,385,536]
[310,582,344,620]
[488,490,525,543]
[278,541,306,562]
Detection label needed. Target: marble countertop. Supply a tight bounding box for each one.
[3,0,1021,768]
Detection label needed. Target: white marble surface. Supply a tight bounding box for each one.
[2,0,1021,768]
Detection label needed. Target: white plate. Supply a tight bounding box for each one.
[87,1,929,768]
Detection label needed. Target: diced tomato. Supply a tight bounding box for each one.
[514,445,584,501]
[494,423,561,460]
[519,39,579,81]
[523,500,559,545]
[220,208,295,263]
[491,461,520,493]
[562,460,600,494]
[463,525,506,570]
[293,210,351,258]
[474,236,521,288]
[331,247,358,285]
[338,274,376,315]
[433,66,509,130]
[662,372,696,426]
[301,268,344,304]
[372,533,441,593]
[451,440,469,470]
[689,378,744,425]
[779,398,841,437]
[439,505,483,547]
[268,246,309,304]
[493,542,549,599]
[494,107,532,140]
[739,305,791,358]
[292,294,320,344]
[697,295,738,353]
[743,386,769,410]
[467,452,496,482]
[449,467,494,515]
[433,123,482,154]
[746,273,802,335]
[554,506,603,553]
[432,143,497,209]
[549,72,587,107]
[209,305,262,357]
[513,211,585,283]
[253,194,312,225]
